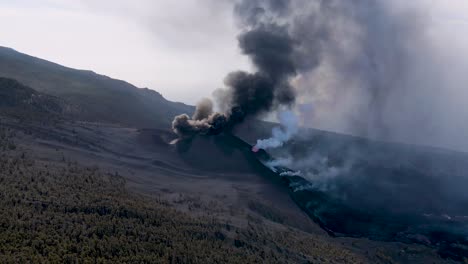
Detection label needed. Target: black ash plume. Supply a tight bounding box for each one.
[172,0,297,138]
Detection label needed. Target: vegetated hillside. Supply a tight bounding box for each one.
[0,46,193,128]
[0,127,367,264]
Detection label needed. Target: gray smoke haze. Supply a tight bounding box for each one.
[286,0,468,152]
[231,0,468,209]
[254,110,299,150]
[173,0,468,152]
[170,2,468,251]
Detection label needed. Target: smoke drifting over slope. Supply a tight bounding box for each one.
[254,110,299,150]
[169,2,468,256]
[286,0,468,151]
[173,0,468,152]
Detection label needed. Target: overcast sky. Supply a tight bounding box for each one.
[0,0,467,105]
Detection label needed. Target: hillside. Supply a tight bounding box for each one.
[0,46,193,128]
[0,48,465,262]
[0,128,370,263]
[0,77,76,121]
[0,115,452,263]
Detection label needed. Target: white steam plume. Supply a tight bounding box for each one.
[254,110,299,150]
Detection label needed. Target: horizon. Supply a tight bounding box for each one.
[0,1,467,105]
[1,45,463,155]
[2,0,468,152]
[0,0,251,104]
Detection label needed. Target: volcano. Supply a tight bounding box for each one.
[1,47,466,262]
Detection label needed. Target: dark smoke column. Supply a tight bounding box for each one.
[172,0,297,138]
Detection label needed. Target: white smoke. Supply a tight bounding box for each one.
[264,157,293,172]
[279,170,302,177]
[265,151,354,192]
[254,110,299,150]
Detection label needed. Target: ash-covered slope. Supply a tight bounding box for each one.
[175,133,271,173]
[0,46,193,128]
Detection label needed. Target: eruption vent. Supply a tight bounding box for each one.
[172,0,298,138]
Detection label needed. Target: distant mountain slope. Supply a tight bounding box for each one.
[0,78,58,109]
[0,77,77,120]
[0,46,193,128]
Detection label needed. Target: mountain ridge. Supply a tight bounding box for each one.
[0,46,194,128]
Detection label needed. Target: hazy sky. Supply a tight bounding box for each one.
[0,0,250,104]
[0,0,467,105]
